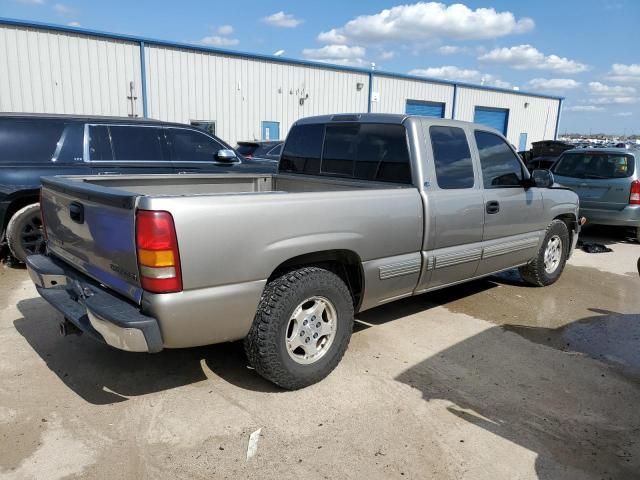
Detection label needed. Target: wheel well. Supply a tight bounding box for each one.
[269,250,364,310]
[2,193,40,240]
[554,213,577,245]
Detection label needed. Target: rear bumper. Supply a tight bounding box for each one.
[26,254,163,353]
[580,205,640,227]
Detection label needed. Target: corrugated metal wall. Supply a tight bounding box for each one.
[370,74,455,118]
[456,87,559,149]
[0,24,142,117]
[0,21,560,149]
[144,45,369,144]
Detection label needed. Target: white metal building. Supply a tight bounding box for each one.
[0,18,562,149]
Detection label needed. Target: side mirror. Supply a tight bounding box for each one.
[215,149,237,162]
[531,169,554,188]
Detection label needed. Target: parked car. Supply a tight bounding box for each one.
[27,113,580,389]
[551,148,640,240]
[0,113,276,262]
[235,140,283,162]
[522,140,574,172]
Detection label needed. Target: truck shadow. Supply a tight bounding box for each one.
[394,311,640,479]
[14,297,279,405]
[14,278,501,404]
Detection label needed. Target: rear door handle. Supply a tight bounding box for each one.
[486,200,500,214]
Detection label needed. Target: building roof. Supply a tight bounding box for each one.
[0,16,563,102]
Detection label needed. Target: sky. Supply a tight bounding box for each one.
[1,0,639,135]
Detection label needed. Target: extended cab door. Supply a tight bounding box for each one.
[86,124,174,175]
[473,130,544,276]
[418,124,484,291]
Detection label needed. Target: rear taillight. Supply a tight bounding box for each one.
[630,180,640,205]
[136,210,182,293]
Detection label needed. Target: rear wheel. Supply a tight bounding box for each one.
[244,266,354,390]
[519,219,570,287]
[6,203,45,263]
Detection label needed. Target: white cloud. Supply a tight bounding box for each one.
[607,63,640,83]
[527,78,581,91]
[479,45,589,73]
[67,21,80,27]
[409,65,511,88]
[15,0,45,5]
[53,3,73,15]
[438,45,469,55]
[615,112,633,117]
[588,81,636,96]
[379,50,395,60]
[590,96,639,105]
[564,105,605,112]
[197,35,239,47]
[318,2,534,44]
[216,25,234,36]
[302,45,367,67]
[262,11,303,28]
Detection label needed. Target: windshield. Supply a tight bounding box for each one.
[552,152,634,179]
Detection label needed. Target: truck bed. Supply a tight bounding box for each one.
[70,173,409,196]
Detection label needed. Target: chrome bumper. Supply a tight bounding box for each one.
[26,254,163,353]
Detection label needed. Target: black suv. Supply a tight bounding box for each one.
[0,113,276,262]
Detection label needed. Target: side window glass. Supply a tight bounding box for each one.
[475,131,523,188]
[170,128,223,162]
[268,144,283,156]
[55,123,84,162]
[88,125,113,161]
[109,126,164,161]
[430,126,474,189]
[280,124,323,174]
[0,119,65,164]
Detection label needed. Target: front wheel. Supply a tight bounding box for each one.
[519,220,570,287]
[244,266,354,390]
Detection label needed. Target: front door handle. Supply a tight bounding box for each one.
[486,200,500,214]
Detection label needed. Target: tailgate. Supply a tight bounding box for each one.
[40,176,144,303]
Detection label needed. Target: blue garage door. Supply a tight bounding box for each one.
[474,107,509,135]
[406,100,445,118]
[261,121,280,140]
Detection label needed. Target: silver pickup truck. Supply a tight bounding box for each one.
[27,114,580,389]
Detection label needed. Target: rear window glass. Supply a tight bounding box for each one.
[430,126,474,189]
[281,123,411,183]
[109,126,164,161]
[552,153,635,179]
[0,118,65,164]
[280,124,324,175]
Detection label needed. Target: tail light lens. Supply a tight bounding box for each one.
[136,210,182,293]
[630,180,640,205]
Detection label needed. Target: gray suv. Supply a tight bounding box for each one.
[551,148,639,239]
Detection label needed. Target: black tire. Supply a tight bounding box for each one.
[635,226,640,244]
[244,266,354,390]
[519,219,570,287]
[6,203,46,263]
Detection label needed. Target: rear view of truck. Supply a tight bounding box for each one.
[28,176,184,353]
